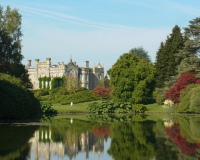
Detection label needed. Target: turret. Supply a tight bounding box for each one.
[85,61,89,68]
[27,60,31,68]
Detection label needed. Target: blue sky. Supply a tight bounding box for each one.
[1,0,200,73]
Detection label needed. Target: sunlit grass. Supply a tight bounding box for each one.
[51,100,101,113]
[145,103,166,112]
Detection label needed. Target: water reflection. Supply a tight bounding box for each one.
[1,115,200,160]
[28,120,111,160]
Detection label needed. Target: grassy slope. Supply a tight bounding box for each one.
[50,101,168,121]
[51,100,101,113]
[51,100,165,113]
[145,103,165,112]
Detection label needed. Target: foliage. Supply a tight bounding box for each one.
[176,17,200,75]
[129,46,151,62]
[104,75,110,88]
[165,124,200,154]
[155,25,185,88]
[178,116,200,143]
[51,77,63,89]
[41,103,57,115]
[154,88,166,105]
[63,74,80,94]
[45,87,98,105]
[38,76,51,89]
[108,122,155,160]
[33,89,49,98]
[0,124,39,159]
[93,86,111,99]
[0,73,41,119]
[165,74,198,103]
[178,84,200,112]
[0,6,31,87]
[108,53,156,104]
[88,101,147,114]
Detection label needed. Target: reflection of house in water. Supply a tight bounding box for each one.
[29,127,104,160]
[80,131,104,158]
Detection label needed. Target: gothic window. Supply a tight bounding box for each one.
[79,74,82,81]
[86,74,89,81]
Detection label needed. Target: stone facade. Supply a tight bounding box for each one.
[26,58,104,90]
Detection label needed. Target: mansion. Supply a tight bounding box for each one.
[26,58,104,90]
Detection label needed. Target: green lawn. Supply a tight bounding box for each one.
[51,100,165,114]
[145,103,165,112]
[51,100,101,113]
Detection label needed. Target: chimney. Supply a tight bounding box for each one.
[46,58,51,65]
[85,61,89,68]
[35,59,39,64]
[27,60,31,68]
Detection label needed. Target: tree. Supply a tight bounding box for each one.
[178,84,200,112]
[0,6,31,87]
[96,75,110,88]
[108,53,156,104]
[155,25,185,88]
[154,42,166,88]
[64,73,80,93]
[129,46,151,62]
[93,86,111,99]
[176,17,200,75]
[165,73,199,103]
[104,75,110,88]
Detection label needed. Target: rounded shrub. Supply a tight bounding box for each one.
[0,73,41,119]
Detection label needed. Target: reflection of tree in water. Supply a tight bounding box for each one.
[165,124,198,154]
[163,116,200,159]
[0,124,39,160]
[108,121,156,160]
[92,125,111,138]
[153,120,178,160]
[64,128,79,159]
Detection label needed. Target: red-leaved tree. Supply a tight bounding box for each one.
[93,86,111,99]
[165,74,199,103]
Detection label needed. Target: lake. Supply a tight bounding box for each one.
[0,113,200,160]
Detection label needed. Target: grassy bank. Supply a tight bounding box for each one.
[145,103,165,112]
[51,100,101,113]
[50,100,164,113]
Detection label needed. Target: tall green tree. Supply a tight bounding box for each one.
[177,17,200,75]
[0,6,23,67]
[64,73,80,93]
[0,6,31,87]
[129,46,151,62]
[155,25,184,88]
[154,42,166,88]
[108,53,156,104]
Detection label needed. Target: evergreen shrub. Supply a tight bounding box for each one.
[0,73,41,119]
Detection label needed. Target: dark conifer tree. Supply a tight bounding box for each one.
[155,25,184,88]
[155,42,165,88]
